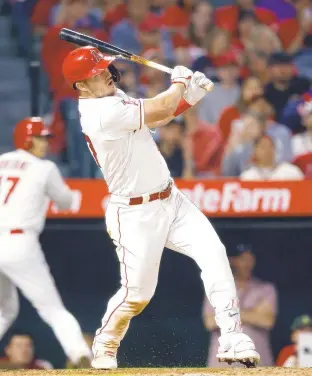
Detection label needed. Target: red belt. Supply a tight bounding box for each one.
[10,229,24,234]
[129,183,172,205]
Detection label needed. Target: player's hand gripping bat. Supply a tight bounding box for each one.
[59,28,214,92]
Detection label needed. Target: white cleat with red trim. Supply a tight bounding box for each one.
[217,333,260,368]
[91,350,118,369]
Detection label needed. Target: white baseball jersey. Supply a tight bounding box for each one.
[79,89,170,196]
[0,149,74,233]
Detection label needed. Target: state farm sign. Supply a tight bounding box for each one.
[180,182,291,214]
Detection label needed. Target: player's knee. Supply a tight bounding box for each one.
[131,286,155,304]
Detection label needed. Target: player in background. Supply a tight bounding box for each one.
[62,46,260,369]
[0,118,91,367]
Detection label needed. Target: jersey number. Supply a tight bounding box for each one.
[0,176,20,205]
[84,135,101,167]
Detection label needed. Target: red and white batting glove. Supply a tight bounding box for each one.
[184,71,214,104]
[174,71,214,116]
[171,65,193,89]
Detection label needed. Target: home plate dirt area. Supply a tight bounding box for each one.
[0,368,311,376]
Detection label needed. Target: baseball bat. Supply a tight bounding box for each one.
[59,28,214,92]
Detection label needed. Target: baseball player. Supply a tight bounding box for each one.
[0,118,91,367]
[62,46,260,370]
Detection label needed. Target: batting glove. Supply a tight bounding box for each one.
[171,65,193,89]
[184,71,214,105]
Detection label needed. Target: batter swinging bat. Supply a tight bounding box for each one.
[59,28,214,92]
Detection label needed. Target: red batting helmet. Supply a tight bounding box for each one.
[62,46,120,87]
[14,117,53,150]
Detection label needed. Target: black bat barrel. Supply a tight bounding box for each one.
[59,28,132,58]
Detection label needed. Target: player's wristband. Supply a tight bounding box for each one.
[173,98,192,116]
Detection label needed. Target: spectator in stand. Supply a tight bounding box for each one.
[184,107,224,178]
[185,0,216,63]
[203,244,277,367]
[232,10,259,51]
[102,0,127,32]
[293,101,312,157]
[292,101,312,177]
[138,16,164,56]
[218,76,264,142]
[214,0,277,36]
[110,0,173,60]
[240,134,304,180]
[158,0,191,50]
[247,51,270,85]
[276,314,312,367]
[109,0,151,54]
[31,0,59,35]
[279,89,312,134]
[222,110,292,177]
[0,332,53,370]
[139,49,170,98]
[157,119,191,178]
[192,28,233,81]
[294,34,312,80]
[174,0,217,67]
[248,24,282,56]
[228,96,276,137]
[264,52,311,121]
[189,0,215,49]
[198,52,240,125]
[49,0,102,29]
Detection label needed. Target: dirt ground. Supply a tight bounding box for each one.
[0,368,311,376]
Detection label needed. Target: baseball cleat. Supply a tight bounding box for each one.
[217,333,260,368]
[91,351,118,369]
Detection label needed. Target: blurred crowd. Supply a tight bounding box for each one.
[5,0,312,179]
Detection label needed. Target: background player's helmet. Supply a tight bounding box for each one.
[62,46,121,88]
[14,117,53,150]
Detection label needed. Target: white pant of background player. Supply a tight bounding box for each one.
[0,231,91,364]
[92,183,259,368]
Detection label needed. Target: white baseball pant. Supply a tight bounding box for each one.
[0,231,91,363]
[93,185,241,354]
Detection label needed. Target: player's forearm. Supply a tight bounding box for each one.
[144,83,185,124]
[240,310,275,329]
[147,115,174,129]
[157,83,186,114]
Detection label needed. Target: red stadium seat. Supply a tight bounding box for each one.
[217,106,241,142]
[278,18,300,50]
